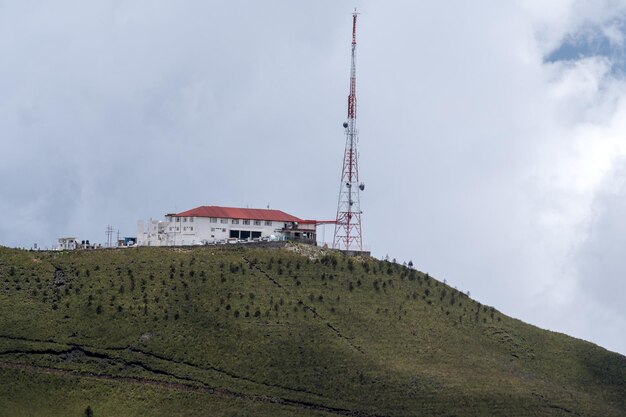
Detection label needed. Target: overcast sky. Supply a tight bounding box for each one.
[1,0,626,356]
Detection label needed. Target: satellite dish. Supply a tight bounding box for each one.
[343,122,348,128]
[359,183,365,191]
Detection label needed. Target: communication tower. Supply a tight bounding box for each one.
[333,9,365,252]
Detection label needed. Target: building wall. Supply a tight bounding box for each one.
[58,238,77,250]
[137,216,292,246]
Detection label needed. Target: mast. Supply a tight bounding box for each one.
[333,9,364,252]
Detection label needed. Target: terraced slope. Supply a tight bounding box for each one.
[0,244,624,416]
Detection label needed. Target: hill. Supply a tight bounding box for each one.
[0,243,624,416]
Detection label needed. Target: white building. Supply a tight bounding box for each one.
[137,206,317,246]
[58,237,78,250]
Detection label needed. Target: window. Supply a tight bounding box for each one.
[210,218,218,223]
[183,217,187,222]
[189,218,194,222]
[253,220,261,226]
[232,219,239,225]
[220,218,228,224]
[222,228,226,232]
[190,227,193,231]
[211,227,215,232]
[176,218,180,222]
[265,221,272,226]
[243,220,250,225]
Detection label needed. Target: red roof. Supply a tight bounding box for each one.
[172,206,302,222]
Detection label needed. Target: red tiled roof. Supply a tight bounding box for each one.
[172,206,302,222]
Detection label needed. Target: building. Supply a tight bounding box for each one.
[136,206,318,246]
[57,238,98,250]
[117,237,137,247]
[58,237,78,250]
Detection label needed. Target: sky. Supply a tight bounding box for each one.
[1,0,625,356]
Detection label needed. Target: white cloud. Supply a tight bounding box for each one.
[602,22,625,47]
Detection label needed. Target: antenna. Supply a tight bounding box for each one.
[333,9,364,252]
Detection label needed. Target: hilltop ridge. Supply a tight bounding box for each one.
[0,243,624,416]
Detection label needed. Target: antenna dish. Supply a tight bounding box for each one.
[343,122,348,128]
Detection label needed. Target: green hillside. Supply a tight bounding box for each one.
[0,243,624,417]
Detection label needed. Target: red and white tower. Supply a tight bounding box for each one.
[333,9,364,252]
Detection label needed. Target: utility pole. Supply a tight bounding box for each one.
[333,9,365,252]
[105,225,114,248]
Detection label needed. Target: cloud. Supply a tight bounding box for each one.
[570,159,626,353]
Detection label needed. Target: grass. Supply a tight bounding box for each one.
[0,243,624,416]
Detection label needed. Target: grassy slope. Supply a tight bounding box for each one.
[0,244,624,417]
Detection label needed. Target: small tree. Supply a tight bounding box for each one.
[84,405,94,417]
